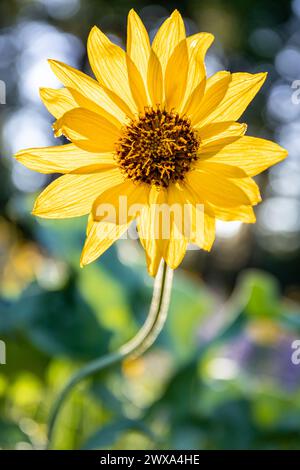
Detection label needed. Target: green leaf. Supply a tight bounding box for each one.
[0,419,29,448]
[0,279,112,360]
[240,270,281,318]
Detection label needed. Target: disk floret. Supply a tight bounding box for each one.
[115,108,200,187]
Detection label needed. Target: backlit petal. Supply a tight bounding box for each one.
[127,9,150,85]
[202,72,267,123]
[92,180,149,223]
[87,26,137,111]
[198,122,247,147]
[53,108,121,153]
[40,87,77,119]
[147,50,163,106]
[41,86,123,130]
[48,59,127,124]
[209,203,256,223]
[33,168,123,218]
[81,180,149,266]
[137,186,163,276]
[152,10,185,74]
[165,39,189,111]
[196,161,249,178]
[183,32,214,102]
[199,136,288,176]
[195,162,261,205]
[80,216,131,267]
[126,55,150,111]
[161,185,187,269]
[15,144,116,174]
[187,168,254,207]
[174,182,216,250]
[189,71,231,126]
[181,79,206,116]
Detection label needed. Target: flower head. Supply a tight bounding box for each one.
[16,9,287,276]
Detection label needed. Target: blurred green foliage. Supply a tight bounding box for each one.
[0,0,300,450]
[1,249,300,449]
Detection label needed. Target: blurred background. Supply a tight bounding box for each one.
[0,0,300,450]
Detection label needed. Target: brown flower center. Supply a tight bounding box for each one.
[115,108,200,187]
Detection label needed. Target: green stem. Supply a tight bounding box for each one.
[47,260,173,449]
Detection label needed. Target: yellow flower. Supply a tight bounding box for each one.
[15,10,287,276]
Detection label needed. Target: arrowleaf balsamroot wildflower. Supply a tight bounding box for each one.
[15,9,287,276]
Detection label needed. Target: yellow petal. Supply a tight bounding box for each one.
[48,59,127,124]
[80,215,131,267]
[86,212,95,236]
[141,186,187,269]
[163,220,187,269]
[41,86,123,130]
[189,71,231,126]
[66,87,122,129]
[165,39,189,111]
[137,186,163,277]
[181,79,206,116]
[147,49,163,106]
[92,179,149,223]
[191,205,215,251]
[137,218,162,277]
[126,55,149,112]
[179,184,255,228]
[186,168,254,207]
[152,10,186,74]
[32,168,124,218]
[231,175,261,205]
[183,32,214,104]
[138,184,192,271]
[199,136,288,176]
[87,26,137,112]
[81,180,149,266]
[127,9,150,85]
[174,183,216,250]
[143,240,162,277]
[198,122,247,147]
[53,108,120,153]
[196,161,249,178]
[209,203,256,223]
[195,162,261,205]
[15,144,116,174]
[202,72,267,123]
[162,184,187,269]
[40,87,76,119]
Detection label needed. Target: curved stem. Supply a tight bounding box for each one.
[47,260,173,449]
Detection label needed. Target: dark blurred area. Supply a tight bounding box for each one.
[0,0,300,450]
